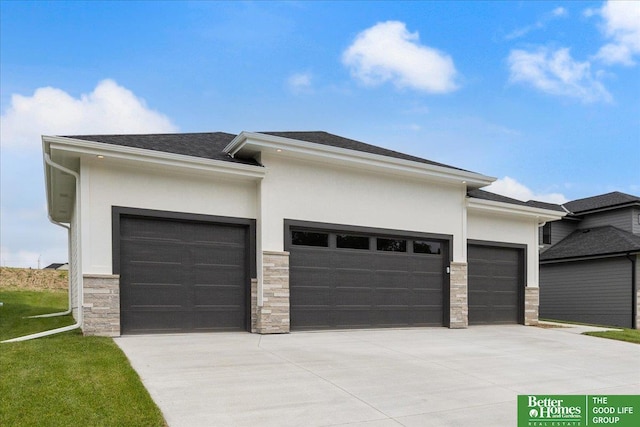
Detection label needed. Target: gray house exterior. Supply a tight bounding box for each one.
[536,192,640,329]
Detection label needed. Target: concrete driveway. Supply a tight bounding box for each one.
[115,326,639,427]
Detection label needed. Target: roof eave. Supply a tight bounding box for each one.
[43,135,266,178]
[225,131,495,187]
[467,197,566,221]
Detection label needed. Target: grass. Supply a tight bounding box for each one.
[539,318,640,345]
[583,329,640,344]
[0,290,166,426]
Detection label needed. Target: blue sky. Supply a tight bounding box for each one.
[1,1,639,268]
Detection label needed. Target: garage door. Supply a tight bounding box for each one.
[119,215,249,334]
[540,257,632,328]
[468,244,524,325]
[288,226,447,330]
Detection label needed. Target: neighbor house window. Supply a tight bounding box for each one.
[377,238,407,252]
[542,223,552,245]
[292,231,329,247]
[336,234,369,250]
[413,240,442,255]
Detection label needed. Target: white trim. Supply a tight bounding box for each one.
[44,136,266,179]
[467,197,566,222]
[226,132,495,187]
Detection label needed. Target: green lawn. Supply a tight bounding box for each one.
[0,290,166,426]
[583,329,640,344]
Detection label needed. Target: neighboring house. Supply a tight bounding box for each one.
[535,192,640,329]
[42,131,563,336]
[44,263,69,270]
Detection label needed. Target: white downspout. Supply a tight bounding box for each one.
[27,220,72,318]
[2,153,83,343]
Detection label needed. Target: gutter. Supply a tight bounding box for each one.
[627,253,637,329]
[2,153,83,343]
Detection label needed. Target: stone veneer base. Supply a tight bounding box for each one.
[524,287,539,326]
[82,274,120,337]
[256,251,290,334]
[449,262,468,329]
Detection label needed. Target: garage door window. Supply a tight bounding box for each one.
[292,231,329,247]
[413,240,441,255]
[336,234,370,250]
[377,238,407,252]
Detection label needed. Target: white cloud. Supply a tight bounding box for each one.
[342,21,458,93]
[508,47,612,103]
[504,6,568,40]
[287,72,313,93]
[593,1,640,66]
[0,79,178,151]
[485,176,568,204]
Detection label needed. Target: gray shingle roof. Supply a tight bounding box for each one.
[525,200,566,212]
[260,131,469,172]
[540,226,640,261]
[64,131,474,173]
[66,132,261,166]
[467,189,532,207]
[563,191,640,214]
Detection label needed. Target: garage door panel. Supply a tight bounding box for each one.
[125,283,186,308]
[120,216,248,334]
[290,226,446,330]
[468,244,523,325]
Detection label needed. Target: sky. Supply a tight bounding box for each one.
[1,1,639,268]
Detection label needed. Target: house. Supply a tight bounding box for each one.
[44,263,69,270]
[536,192,640,329]
[42,131,564,336]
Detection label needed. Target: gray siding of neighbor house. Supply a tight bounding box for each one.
[540,257,633,328]
[632,208,640,235]
[540,220,578,252]
[579,207,635,233]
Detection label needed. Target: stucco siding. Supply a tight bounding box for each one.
[259,153,466,259]
[80,158,258,274]
[467,210,538,287]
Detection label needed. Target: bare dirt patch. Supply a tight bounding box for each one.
[0,267,68,291]
[533,323,569,329]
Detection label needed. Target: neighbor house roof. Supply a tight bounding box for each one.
[540,225,640,261]
[563,191,640,214]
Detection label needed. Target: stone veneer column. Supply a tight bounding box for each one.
[449,262,468,328]
[250,278,258,333]
[82,274,120,336]
[524,287,539,326]
[256,251,290,334]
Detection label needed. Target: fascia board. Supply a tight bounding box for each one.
[44,136,266,179]
[226,132,495,187]
[467,197,566,222]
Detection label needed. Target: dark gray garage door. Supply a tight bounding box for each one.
[288,227,447,330]
[119,215,248,334]
[540,257,632,328]
[468,244,524,325]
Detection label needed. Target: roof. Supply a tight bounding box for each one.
[540,225,640,261]
[65,130,471,173]
[260,131,468,172]
[563,191,640,214]
[66,132,260,166]
[525,200,566,212]
[467,189,531,207]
